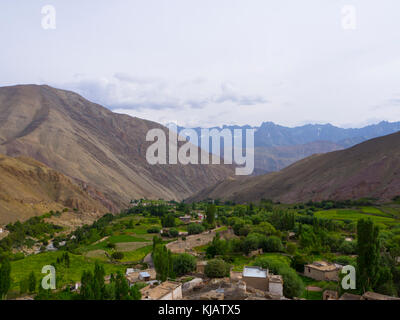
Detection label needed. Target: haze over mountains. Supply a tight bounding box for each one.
[180,121,400,172]
[188,131,400,204]
[0,85,233,222]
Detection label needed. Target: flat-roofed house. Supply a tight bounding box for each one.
[304,261,340,281]
[139,271,151,281]
[140,281,182,300]
[242,266,269,291]
[242,266,284,297]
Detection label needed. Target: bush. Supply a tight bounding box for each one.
[173,254,196,276]
[262,236,284,252]
[168,228,179,238]
[204,259,230,278]
[147,227,161,234]
[290,254,308,273]
[188,223,204,235]
[111,252,124,260]
[286,242,297,255]
[254,256,304,298]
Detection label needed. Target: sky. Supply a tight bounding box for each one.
[1,0,400,128]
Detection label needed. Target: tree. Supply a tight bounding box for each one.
[111,252,124,260]
[286,242,297,255]
[204,259,230,278]
[0,258,11,299]
[262,236,283,253]
[357,219,380,292]
[28,271,37,293]
[173,253,196,276]
[188,223,204,235]
[254,256,304,298]
[80,270,95,300]
[206,204,216,226]
[115,271,130,300]
[161,214,176,228]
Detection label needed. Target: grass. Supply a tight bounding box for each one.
[10,251,126,292]
[120,245,152,262]
[313,208,397,225]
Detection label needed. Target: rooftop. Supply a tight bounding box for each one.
[141,281,182,300]
[243,266,268,278]
[306,261,338,272]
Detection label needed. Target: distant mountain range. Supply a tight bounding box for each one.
[188,131,400,203]
[178,121,400,172]
[0,85,233,223]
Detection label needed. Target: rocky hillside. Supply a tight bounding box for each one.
[0,153,109,224]
[0,85,233,210]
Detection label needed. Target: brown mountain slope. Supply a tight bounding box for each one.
[0,153,108,224]
[0,85,233,209]
[188,131,400,203]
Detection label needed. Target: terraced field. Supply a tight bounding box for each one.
[313,207,400,226]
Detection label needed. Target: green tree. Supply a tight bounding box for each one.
[173,253,196,276]
[357,219,380,292]
[204,259,230,278]
[0,258,11,299]
[206,204,216,226]
[28,271,37,293]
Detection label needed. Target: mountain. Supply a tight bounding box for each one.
[0,153,109,224]
[0,85,233,211]
[188,131,400,203]
[178,121,400,173]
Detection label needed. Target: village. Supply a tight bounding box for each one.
[2,199,400,301]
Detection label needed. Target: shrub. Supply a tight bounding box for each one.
[188,223,204,235]
[262,236,284,252]
[204,259,230,278]
[147,227,161,234]
[111,252,124,260]
[172,253,196,276]
[168,228,179,238]
[286,242,297,255]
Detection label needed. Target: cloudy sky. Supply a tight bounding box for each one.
[1,0,400,128]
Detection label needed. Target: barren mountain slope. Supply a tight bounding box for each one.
[0,153,109,224]
[0,85,233,209]
[188,131,400,203]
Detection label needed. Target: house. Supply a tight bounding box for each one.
[179,215,192,224]
[268,274,284,297]
[242,266,284,297]
[126,269,156,285]
[139,271,151,281]
[126,268,138,276]
[140,281,182,300]
[242,266,269,291]
[196,261,208,274]
[304,261,340,281]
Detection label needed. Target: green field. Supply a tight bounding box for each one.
[10,251,126,293]
[313,208,398,225]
